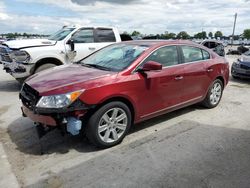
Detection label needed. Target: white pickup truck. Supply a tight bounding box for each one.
[0,26,129,82]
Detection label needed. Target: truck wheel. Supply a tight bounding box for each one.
[202,79,223,109]
[35,63,56,73]
[86,101,132,148]
[16,77,27,84]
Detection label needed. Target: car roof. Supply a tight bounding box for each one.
[122,40,200,48]
[201,40,223,44]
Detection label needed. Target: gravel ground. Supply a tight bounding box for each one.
[0,50,250,188]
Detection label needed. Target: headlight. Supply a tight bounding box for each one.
[11,50,30,63]
[36,90,84,108]
[233,60,241,67]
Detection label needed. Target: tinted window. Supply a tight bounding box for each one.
[202,49,210,59]
[96,29,116,42]
[182,46,203,63]
[209,42,218,48]
[203,42,209,48]
[71,29,94,43]
[144,46,178,67]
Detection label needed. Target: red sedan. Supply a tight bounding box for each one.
[20,40,229,148]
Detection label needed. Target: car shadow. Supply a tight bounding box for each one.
[229,75,250,85]
[130,105,198,134]
[0,79,21,92]
[7,104,202,156]
[7,117,99,156]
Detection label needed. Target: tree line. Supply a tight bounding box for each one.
[131,29,250,40]
[0,32,49,39]
[1,29,250,40]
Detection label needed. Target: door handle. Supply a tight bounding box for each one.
[88,47,96,50]
[207,68,213,72]
[175,76,183,80]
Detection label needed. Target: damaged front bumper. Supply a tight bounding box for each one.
[2,61,33,79]
[21,104,90,138]
[0,45,32,78]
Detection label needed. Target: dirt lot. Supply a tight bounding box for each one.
[0,53,250,188]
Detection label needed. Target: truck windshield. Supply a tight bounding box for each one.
[48,28,75,41]
[80,44,149,72]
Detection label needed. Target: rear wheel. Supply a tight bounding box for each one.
[35,63,56,73]
[86,101,131,148]
[202,79,223,108]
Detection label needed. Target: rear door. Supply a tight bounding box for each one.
[94,28,117,51]
[179,45,212,102]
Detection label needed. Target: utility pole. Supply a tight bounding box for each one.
[231,13,237,45]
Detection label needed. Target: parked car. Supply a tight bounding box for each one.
[0,26,129,82]
[20,40,229,148]
[201,40,225,56]
[231,50,250,79]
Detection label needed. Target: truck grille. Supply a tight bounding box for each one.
[0,46,12,63]
[20,84,40,110]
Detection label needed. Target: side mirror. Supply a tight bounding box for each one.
[139,61,162,72]
[67,39,75,51]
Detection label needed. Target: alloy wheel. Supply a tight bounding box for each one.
[209,82,222,105]
[98,107,128,143]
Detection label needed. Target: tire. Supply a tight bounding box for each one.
[232,75,239,79]
[16,77,27,84]
[202,79,223,109]
[35,63,56,73]
[86,101,132,148]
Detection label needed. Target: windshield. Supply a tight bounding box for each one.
[244,50,250,56]
[48,28,75,41]
[80,43,149,72]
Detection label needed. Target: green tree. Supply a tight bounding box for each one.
[194,31,207,39]
[176,31,190,39]
[131,30,141,36]
[208,32,213,38]
[214,31,223,38]
[243,29,250,39]
[162,32,176,39]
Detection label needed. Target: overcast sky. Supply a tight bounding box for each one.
[0,0,250,36]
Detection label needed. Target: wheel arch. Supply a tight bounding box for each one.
[30,57,63,74]
[215,75,225,89]
[92,96,137,125]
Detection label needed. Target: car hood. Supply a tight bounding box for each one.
[26,65,116,95]
[241,54,250,63]
[3,39,56,49]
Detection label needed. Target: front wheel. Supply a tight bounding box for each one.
[202,79,223,108]
[35,63,56,73]
[86,101,132,148]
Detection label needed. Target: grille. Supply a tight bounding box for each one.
[1,54,12,62]
[20,84,40,110]
[0,46,7,54]
[0,46,12,62]
[240,64,250,70]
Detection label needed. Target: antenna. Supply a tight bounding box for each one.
[231,13,237,45]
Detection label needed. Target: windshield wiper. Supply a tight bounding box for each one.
[82,63,111,71]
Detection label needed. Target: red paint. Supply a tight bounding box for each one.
[25,40,229,125]
[22,106,57,126]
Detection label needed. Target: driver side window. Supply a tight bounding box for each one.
[71,29,94,43]
[144,46,178,67]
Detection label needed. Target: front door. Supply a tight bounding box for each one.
[134,45,185,118]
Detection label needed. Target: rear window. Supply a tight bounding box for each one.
[202,49,210,60]
[181,46,203,63]
[95,29,116,42]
